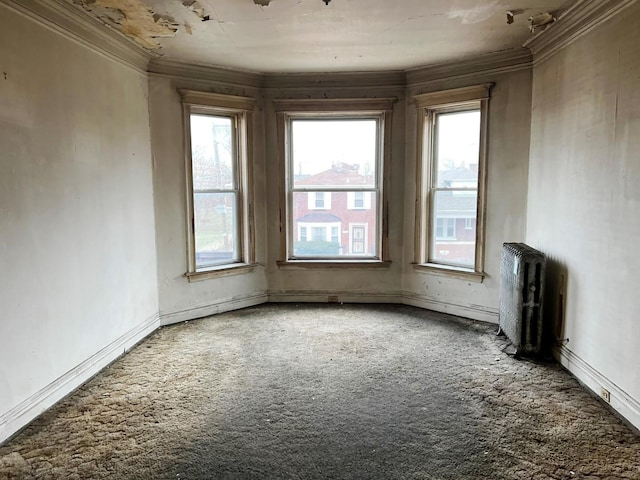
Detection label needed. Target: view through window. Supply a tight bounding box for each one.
[190,113,240,269]
[289,118,380,258]
[429,109,480,268]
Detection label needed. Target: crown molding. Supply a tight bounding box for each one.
[148,58,264,89]
[272,97,397,113]
[179,89,256,111]
[262,70,406,90]
[524,0,639,65]
[3,0,151,73]
[413,83,494,108]
[405,48,532,87]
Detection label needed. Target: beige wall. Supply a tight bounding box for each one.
[402,69,533,322]
[0,4,158,442]
[151,72,531,321]
[527,2,640,428]
[149,75,268,324]
[263,85,407,303]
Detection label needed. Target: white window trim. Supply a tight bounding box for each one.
[181,90,256,277]
[347,191,372,210]
[308,191,332,210]
[298,222,341,244]
[274,98,395,265]
[413,84,492,276]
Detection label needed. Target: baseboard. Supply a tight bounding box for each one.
[402,291,499,324]
[554,345,640,431]
[159,292,268,326]
[0,312,160,445]
[267,290,403,304]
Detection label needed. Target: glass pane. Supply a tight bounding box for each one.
[292,191,377,257]
[292,119,377,188]
[194,192,239,268]
[430,190,477,268]
[191,114,235,190]
[434,110,480,188]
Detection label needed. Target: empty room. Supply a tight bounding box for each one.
[1,0,639,478]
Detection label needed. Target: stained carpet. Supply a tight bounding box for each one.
[1,304,639,479]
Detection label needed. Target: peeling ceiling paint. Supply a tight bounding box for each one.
[70,0,179,49]
[70,0,576,72]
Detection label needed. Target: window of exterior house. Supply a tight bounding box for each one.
[331,226,339,244]
[414,84,491,275]
[347,191,371,210]
[274,98,394,263]
[436,218,456,240]
[181,90,255,277]
[308,191,331,210]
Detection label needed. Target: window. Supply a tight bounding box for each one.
[347,191,371,210]
[331,226,339,244]
[414,84,491,274]
[181,90,255,276]
[436,218,456,240]
[308,191,331,210]
[275,98,394,263]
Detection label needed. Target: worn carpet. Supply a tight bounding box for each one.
[1,304,639,479]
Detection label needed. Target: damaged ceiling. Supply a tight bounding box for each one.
[67,0,575,72]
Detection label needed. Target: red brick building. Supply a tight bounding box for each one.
[292,163,377,257]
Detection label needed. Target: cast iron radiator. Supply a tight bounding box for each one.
[499,243,546,355]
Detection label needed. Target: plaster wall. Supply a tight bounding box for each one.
[149,76,268,324]
[0,4,158,441]
[527,2,640,428]
[402,69,533,322]
[263,86,407,303]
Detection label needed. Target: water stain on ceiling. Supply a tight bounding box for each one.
[69,0,181,49]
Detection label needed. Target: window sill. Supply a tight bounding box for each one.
[277,260,391,270]
[186,263,259,282]
[412,263,485,283]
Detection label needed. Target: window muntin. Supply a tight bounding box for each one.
[288,117,382,260]
[182,90,255,275]
[414,84,491,274]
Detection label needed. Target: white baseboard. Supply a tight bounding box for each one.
[0,312,160,445]
[554,345,640,431]
[159,292,268,326]
[402,291,499,324]
[267,289,403,304]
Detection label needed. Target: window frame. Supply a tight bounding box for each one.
[413,84,492,280]
[274,98,395,267]
[180,90,256,280]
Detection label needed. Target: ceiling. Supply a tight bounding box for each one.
[70,0,574,73]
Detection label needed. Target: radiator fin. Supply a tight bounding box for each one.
[499,243,546,355]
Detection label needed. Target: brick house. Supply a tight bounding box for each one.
[292,163,377,256]
[431,164,478,265]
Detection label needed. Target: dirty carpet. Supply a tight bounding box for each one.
[1,304,639,479]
